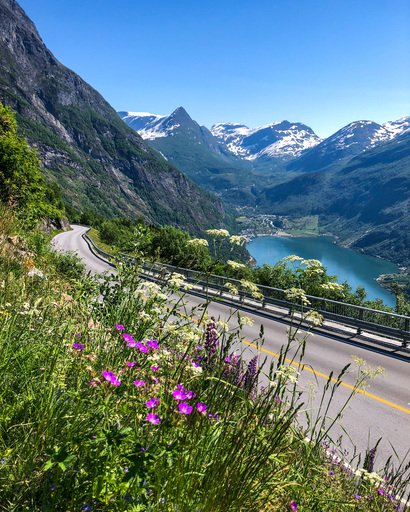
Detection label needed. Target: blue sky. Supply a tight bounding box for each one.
[19,0,410,137]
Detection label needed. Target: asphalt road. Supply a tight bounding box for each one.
[52,225,410,474]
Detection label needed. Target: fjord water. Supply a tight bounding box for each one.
[247,236,399,307]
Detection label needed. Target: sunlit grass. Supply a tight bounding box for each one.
[0,210,408,511]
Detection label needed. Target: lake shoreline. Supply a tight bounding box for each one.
[246,234,398,307]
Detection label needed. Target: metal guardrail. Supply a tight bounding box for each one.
[83,232,410,346]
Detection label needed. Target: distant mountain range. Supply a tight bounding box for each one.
[211,121,321,160]
[0,0,226,232]
[120,108,410,267]
[259,129,410,267]
[119,107,257,204]
[0,0,408,268]
[119,109,410,169]
[288,118,410,172]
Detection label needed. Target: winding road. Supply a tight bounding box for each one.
[52,225,410,474]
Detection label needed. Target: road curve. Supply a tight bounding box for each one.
[53,226,410,472]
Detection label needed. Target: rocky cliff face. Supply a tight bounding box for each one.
[0,0,225,231]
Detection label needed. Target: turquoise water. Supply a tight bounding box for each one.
[247,236,399,307]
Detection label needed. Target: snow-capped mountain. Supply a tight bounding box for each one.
[211,121,321,160]
[118,107,251,198]
[288,116,410,172]
[119,107,410,172]
[118,107,200,140]
[210,123,252,158]
[117,111,167,138]
[371,116,410,146]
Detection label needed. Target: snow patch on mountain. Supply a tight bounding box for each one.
[119,109,410,162]
[372,116,410,146]
[211,121,321,160]
[119,111,168,140]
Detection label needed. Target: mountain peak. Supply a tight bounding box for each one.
[211,119,321,160]
[168,106,193,124]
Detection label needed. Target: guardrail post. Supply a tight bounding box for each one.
[403,318,410,348]
[357,309,364,335]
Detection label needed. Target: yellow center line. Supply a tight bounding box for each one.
[242,340,410,415]
[177,310,410,415]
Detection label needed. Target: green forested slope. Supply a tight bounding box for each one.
[259,132,410,266]
[0,0,225,232]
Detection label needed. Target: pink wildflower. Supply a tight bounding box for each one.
[146,413,161,425]
[172,388,187,401]
[102,371,121,387]
[146,397,160,409]
[178,402,193,415]
[196,402,207,413]
[147,339,159,350]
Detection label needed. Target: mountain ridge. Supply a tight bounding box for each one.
[259,130,410,266]
[120,108,409,172]
[0,0,226,232]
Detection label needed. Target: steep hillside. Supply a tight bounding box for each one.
[0,0,225,231]
[119,107,262,203]
[259,132,410,265]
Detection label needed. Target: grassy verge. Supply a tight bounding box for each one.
[0,208,408,511]
[87,227,118,255]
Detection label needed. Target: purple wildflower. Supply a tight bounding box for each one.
[127,341,139,348]
[151,376,160,383]
[147,339,159,350]
[116,324,125,331]
[196,402,207,413]
[328,470,334,476]
[178,402,193,415]
[204,319,218,367]
[72,343,85,351]
[243,356,258,395]
[150,365,160,372]
[354,494,362,500]
[365,445,377,473]
[172,388,188,401]
[290,501,298,511]
[134,380,146,387]
[186,390,196,399]
[223,352,243,385]
[123,333,135,343]
[137,342,149,353]
[146,397,160,409]
[126,361,137,367]
[146,413,161,425]
[102,371,121,387]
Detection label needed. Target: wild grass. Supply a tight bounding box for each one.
[0,210,408,511]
